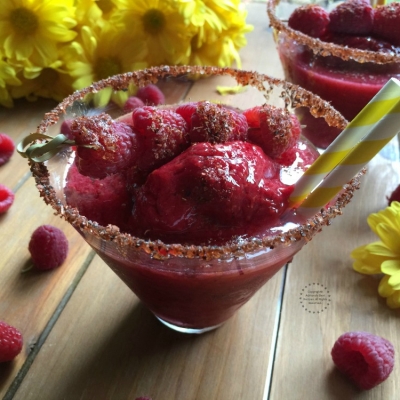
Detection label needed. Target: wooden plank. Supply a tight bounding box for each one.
[0,99,57,190]
[269,150,400,399]
[13,255,283,400]
[0,178,95,398]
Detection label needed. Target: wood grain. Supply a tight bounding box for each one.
[269,152,400,400]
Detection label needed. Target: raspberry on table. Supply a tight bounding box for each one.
[189,101,248,143]
[28,225,69,270]
[0,321,23,363]
[131,106,190,173]
[331,331,395,390]
[288,4,330,38]
[328,0,374,36]
[373,2,400,46]
[0,133,15,166]
[136,84,165,106]
[0,184,15,213]
[70,113,138,179]
[123,96,145,113]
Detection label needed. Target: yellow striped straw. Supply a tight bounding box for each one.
[290,77,400,218]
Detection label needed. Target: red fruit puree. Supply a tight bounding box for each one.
[63,101,320,330]
[278,36,400,148]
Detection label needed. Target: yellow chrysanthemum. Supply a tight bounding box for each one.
[188,0,253,68]
[10,60,75,102]
[0,0,77,65]
[351,201,400,308]
[64,24,147,107]
[73,0,126,30]
[0,50,21,107]
[116,0,195,66]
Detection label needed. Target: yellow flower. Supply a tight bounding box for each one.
[73,0,126,29]
[64,24,147,107]
[351,201,400,308]
[116,0,195,66]
[0,50,21,107]
[0,0,77,65]
[10,60,75,102]
[189,0,253,68]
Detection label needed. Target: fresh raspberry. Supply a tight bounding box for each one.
[0,184,14,213]
[131,106,190,173]
[65,164,132,231]
[328,0,374,35]
[60,119,74,140]
[331,331,395,390]
[136,84,165,106]
[388,184,400,205]
[28,225,69,270]
[288,5,330,38]
[0,133,15,166]
[275,137,319,168]
[189,101,248,143]
[244,105,298,160]
[131,141,292,244]
[373,2,400,46]
[0,321,23,363]
[70,113,138,179]
[175,102,198,128]
[123,96,145,113]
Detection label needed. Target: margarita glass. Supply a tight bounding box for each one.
[267,0,400,149]
[26,65,361,334]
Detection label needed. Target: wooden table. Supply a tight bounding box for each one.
[1,3,400,399]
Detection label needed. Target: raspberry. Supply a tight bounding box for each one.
[123,96,144,113]
[136,84,165,106]
[373,2,400,46]
[60,120,74,140]
[328,0,374,35]
[331,331,395,390]
[175,102,198,128]
[0,184,14,213]
[65,164,132,231]
[131,106,190,173]
[28,225,69,270]
[189,101,248,143]
[0,321,23,363]
[0,133,15,166]
[388,184,400,205]
[288,5,330,38]
[244,105,297,160]
[131,141,292,244]
[70,113,138,179]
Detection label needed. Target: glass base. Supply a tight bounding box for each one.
[156,317,223,334]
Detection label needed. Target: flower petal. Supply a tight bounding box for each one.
[386,291,400,309]
[376,223,400,254]
[381,259,400,276]
[378,275,395,298]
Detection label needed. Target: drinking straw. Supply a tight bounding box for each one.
[290,77,400,219]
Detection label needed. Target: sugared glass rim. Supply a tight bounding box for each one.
[267,0,400,65]
[29,65,362,261]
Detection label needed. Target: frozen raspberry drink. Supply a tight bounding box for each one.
[27,66,360,333]
[268,0,400,149]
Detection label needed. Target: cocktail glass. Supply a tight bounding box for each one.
[267,0,400,149]
[26,65,361,334]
